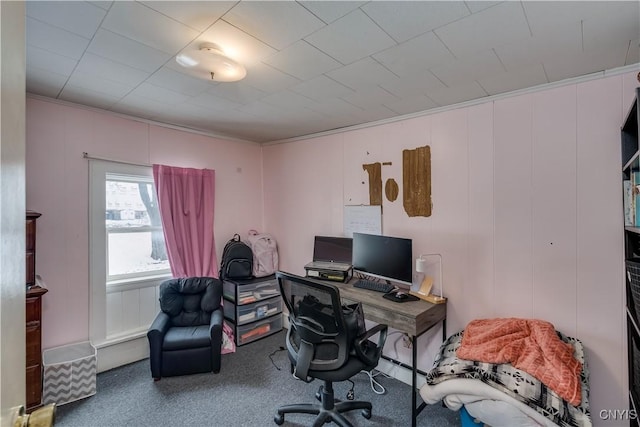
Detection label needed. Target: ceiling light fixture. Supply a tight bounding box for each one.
[175,42,246,82]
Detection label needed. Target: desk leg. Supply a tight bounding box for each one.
[411,334,417,427]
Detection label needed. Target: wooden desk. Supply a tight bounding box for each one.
[331,280,446,427]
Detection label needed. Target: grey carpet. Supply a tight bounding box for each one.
[54,330,460,426]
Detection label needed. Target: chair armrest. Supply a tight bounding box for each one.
[209,307,223,339]
[148,312,171,340]
[147,312,171,379]
[354,323,388,367]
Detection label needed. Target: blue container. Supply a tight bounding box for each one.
[460,406,483,427]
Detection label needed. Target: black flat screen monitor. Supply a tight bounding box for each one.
[352,232,413,287]
[313,236,353,263]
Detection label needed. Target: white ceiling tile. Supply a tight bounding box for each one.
[101,2,199,54]
[241,63,301,94]
[362,1,470,43]
[326,57,398,91]
[206,82,268,105]
[222,1,325,50]
[582,4,640,52]
[75,53,150,86]
[299,1,366,24]
[145,67,212,97]
[349,105,397,124]
[494,23,582,70]
[543,45,631,82]
[261,90,318,110]
[306,98,366,118]
[26,68,68,98]
[373,31,457,77]
[522,1,618,36]
[289,75,354,101]
[111,95,169,119]
[477,63,548,96]
[383,94,438,115]
[141,1,235,31]
[435,2,530,57]
[379,70,446,98]
[305,9,397,65]
[26,17,90,60]
[88,2,113,11]
[129,82,191,105]
[464,2,502,14]
[27,45,78,77]
[430,50,505,87]
[263,41,342,80]
[340,86,399,110]
[193,20,277,67]
[188,92,243,111]
[26,1,106,39]
[426,81,488,106]
[67,70,134,98]
[238,100,293,120]
[23,0,639,143]
[59,85,121,110]
[87,29,171,73]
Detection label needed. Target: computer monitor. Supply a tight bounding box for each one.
[313,236,353,264]
[352,232,413,288]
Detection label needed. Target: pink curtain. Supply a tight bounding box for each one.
[153,164,235,353]
[153,164,218,278]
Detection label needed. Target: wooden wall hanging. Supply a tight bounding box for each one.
[403,145,432,217]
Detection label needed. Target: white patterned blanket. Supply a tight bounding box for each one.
[423,331,592,427]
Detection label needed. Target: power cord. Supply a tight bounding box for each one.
[361,369,386,395]
[346,379,355,400]
[269,346,286,370]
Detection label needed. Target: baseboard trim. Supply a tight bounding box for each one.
[96,336,149,373]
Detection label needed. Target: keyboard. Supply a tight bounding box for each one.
[353,279,395,293]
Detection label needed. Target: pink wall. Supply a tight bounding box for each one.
[25,98,264,350]
[262,71,640,424]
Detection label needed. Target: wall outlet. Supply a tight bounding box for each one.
[402,334,413,348]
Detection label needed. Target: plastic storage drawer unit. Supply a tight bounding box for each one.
[237,316,283,345]
[224,297,282,325]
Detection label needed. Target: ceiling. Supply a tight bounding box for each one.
[25,1,640,144]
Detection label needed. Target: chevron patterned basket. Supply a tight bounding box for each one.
[42,341,96,406]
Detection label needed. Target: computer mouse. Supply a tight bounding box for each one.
[395,291,408,300]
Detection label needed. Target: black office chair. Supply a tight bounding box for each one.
[274,271,388,427]
[147,277,224,380]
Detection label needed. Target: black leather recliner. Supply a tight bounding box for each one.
[147,277,223,380]
[274,271,388,427]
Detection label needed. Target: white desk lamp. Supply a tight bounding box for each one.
[410,254,446,304]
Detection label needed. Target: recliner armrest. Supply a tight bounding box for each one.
[148,312,171,338]
[209,307,223,338]
[354,323,388,367]
[147,312,171,379]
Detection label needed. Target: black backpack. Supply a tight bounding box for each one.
[219,234,253,280]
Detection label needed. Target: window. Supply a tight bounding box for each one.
[105,173,169,283]
[89,161,171,346]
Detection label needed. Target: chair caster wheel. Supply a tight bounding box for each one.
[361,408,371,419]
[274,413,284,425]
[315,385,323,401]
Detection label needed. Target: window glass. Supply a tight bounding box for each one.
[105,173,170,281]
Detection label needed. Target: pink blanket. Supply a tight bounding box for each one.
[456,318,582,406]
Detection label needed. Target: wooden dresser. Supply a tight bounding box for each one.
[26,211,47,412]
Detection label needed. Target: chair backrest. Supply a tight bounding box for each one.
[277,271,350,375]
[159,277,222,327]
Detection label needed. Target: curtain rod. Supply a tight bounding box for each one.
[82,152,151,168]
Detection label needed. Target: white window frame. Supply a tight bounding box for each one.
[89,160,171,346]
